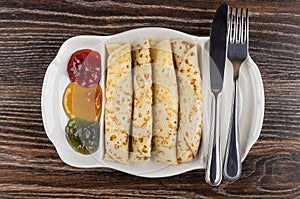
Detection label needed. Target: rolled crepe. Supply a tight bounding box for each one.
[171,39,202,162]
[151,39,178,164]
[130,38,153,162]
[104,43,133,164]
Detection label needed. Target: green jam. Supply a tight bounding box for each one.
[65,118,99,155]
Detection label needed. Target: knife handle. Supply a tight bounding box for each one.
[205,92,222,186]
[223,79,242,181]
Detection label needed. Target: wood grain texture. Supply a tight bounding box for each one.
[0,0,299,198]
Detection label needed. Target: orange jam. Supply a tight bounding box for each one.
[63,82,102,122]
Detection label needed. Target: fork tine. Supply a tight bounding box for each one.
[234,7,238,42]
[245,8,249,43]
[228,7,233,43]
[239,8,243,43]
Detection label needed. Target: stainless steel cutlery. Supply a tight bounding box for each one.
[223,6,249,182]
[206,3,249,186]
[205,2,228,186]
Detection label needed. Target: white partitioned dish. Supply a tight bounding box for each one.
[41,27,264,178]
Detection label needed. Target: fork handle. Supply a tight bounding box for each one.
[223,79,242,181]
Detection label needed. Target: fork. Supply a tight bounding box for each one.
[223,7,249,182]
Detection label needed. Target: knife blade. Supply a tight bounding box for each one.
[205,2,228,186]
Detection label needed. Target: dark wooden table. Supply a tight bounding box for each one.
[1,0,299,198]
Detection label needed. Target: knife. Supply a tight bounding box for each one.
[205,3,228,186]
